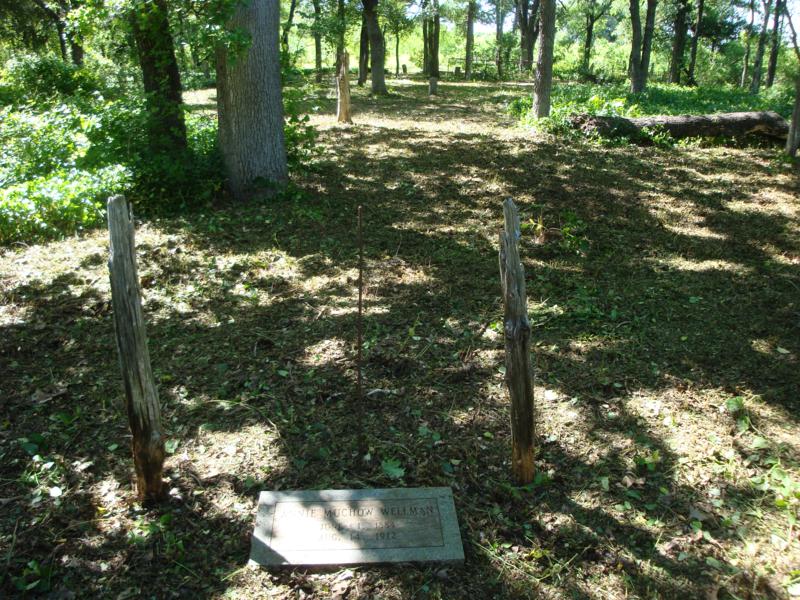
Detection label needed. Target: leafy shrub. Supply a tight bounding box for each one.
[0,166,130,244]
[0,105,90,186]
[1,55,107,105]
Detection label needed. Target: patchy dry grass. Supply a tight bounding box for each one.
[2,79,799,599]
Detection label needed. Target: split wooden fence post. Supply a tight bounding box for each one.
[337,51,353,124]
[499,198,536,484]
[107,195,165,504]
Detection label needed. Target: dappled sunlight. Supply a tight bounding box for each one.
[646,256,752,273]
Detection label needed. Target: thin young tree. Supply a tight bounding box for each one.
[533,0,555,115]
[216,0,287,199]
[741,0,755,87]
[582,0,612,74]
[750,0,774,93]
[766,0,784,87]
[686,0,704,84]
[629,0,657,93]
[312,0,323,82]
[466,0,477,79]
[358,12,369,85]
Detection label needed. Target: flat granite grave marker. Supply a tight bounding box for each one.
[249,487,464,566]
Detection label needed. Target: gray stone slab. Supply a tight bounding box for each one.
[249,487,464,566]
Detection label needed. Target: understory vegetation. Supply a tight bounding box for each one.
[508,80,796,125]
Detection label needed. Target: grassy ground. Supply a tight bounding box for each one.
[2,79,799,599]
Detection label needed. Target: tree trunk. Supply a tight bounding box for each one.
[216,0,287,200]
[363,0,388,94]
[787,77,800,155]
[766,0,783,87]
[629,0,656,93]
[533,0,555,116]
[687,0,704,84]
[669,0,689,83]
[337,51,353,123]
[130,0,187,154]
[107,196,165,505]
[582,14,595,72]
[499,199,536,485]
[495,2,504,78]
[396,32,400,76]
[741,0,755,87]
[281,0,298,55]
[422,0,430,76]
[570,110,790,141]
[431,6,440,78]
[358,14,369,86]
[69,37,84,66]
[518,0,540,73]
[336,0,346,61]
[313,0,322,83]
[466,0,475,80]
[629,0,643,91]
[751,0,773,93]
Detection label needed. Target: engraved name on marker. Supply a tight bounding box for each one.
[249,487,464,566]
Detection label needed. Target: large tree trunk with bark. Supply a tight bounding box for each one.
[130,0,187,154]
[669,0,689,83]
[216,0,287,200]
[766,0,783,87]
[363,0,388,94]
[466,0,476,79]
[570,111,789,142]
[336,0,346,61]
[533,0,555,116]
[358,14,369,85]
[629,0,657,93]
[751,0,773,93]
[687,0,704,84]
[396,32,400,76]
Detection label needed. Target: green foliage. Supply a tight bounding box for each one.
[1,55,107,105]
[511,81,796,142]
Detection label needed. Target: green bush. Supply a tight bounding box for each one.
[0,166,130,244]
[1,55,107,105]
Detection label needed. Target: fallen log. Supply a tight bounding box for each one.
[569,111,789,143]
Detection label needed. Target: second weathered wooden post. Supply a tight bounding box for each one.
[428,76,438,95]
[107,195,165,504]
[337,51,353,124]
[499,198,535,484]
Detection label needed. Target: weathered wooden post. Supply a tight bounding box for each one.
[107,195,165,504]
[428,76,438,95]
[337,51,353,124]
[402,64,407,75]
[499,198,536,484]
